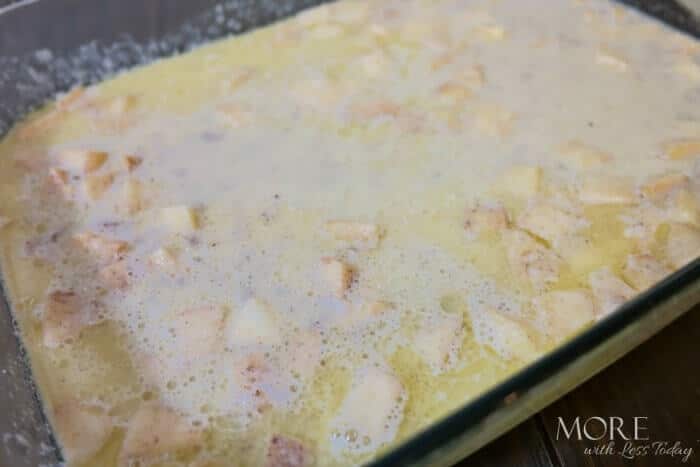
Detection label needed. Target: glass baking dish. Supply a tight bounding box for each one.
[0,0,698,465]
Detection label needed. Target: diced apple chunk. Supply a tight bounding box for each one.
[578,176,637,205]
[641,172,689,200]
[516,204,586,247]
[349,99,401,121]
[106,95,137,117]
[460,64,486,89]
[286,330,322,381]
[669,190,700,226]
[665,223,700,269]
[171,305,227,357]
[48,167,73,198]
[229,67,257,91]
[365,300,394,316]
[324,221,381,249]
[662,139,700,161]
[226,298,280,346]
[58,149,108,173]
[120,403,202,461]
[99,259,130,290]
[495,166,541,198]
[558,140,612,169]
[148,246,179,268]
[413,313,464,374]
[474,105,514,137]
[52,400,113,465]
[330,367,405,454]
[436,81,473,101]
[358,51,390,78]
[122,178,146,215]
[588,268,636,318]
[531,290,596,339]
[42,291,90,347]
[622,254,671,290]
[472,305,540,362]
[675,58,700,81]
[266,435,314,467]
[464,202,509,236]
[123,155,143,172]
[596,48,629,71]
[73,232,129,263]
[503,229,563,290]
[83,172,115,200]
[217,103,252,128]
[321,258,353,297]
[161,205,199,232]
[474,24,506,41]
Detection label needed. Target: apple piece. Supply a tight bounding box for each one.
[413,312,464,374]
[668,190,700,226]
[641,172,689,201]
[662,138,700,160]
[495,166,541,198]
[226,298,280,346]
[472,305,541,362]
[52,400,113,465]
[105,94,137,118]
[503,229,563,290]
[266,435,313,467]
[170,305,227,357]
[320,258,353,297]
[58,149,108,173]
[83,172,115,200]
[464,201,508,239]
[42,291,91,347]
[73,232,129,263]
[436,81,473,101]
[330,367,405,454]
[217,102,252,129]
[622,254,671,290]
[148,246,179,269]
[120,402,202,461]
[596,48,629,71]
[516,203,586,248]
[161,205,199,232]
[324,221,381,249]
[665,223,700,269]
[474,104,514,137]
[286,330,322,382]
[48,167,73,198]
[557,140,612,169]
[123,155,143,172]
[473,24,506,41]
[122,178,146,215]
[531,290,596,339]
[99,259,130,290]
[578,175,637,205]
[588,268,637,318]
[365,300,394,317]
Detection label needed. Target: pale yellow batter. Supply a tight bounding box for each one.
[0,0,699,466]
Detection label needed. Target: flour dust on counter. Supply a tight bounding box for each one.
[0,0,699,465]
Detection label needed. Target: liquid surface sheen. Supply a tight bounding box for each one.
[1,0,699,466]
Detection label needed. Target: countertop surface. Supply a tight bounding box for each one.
[462,305,700,467]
